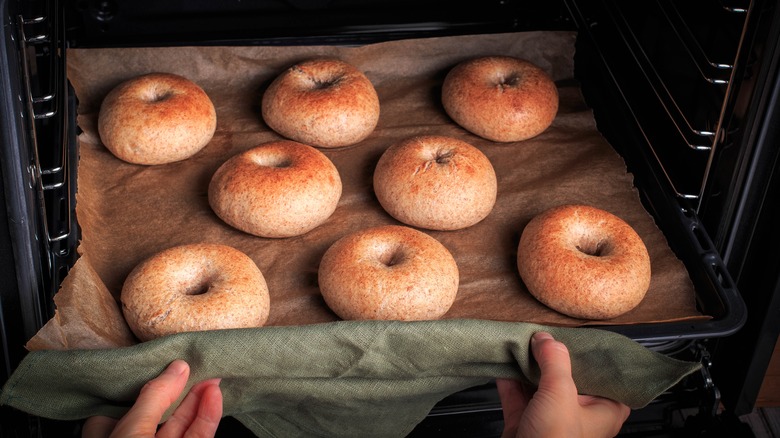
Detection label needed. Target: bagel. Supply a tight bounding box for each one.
[517,204,651,320]
[442,56,558,142]
[98,72,217,165]
[261,58,380,148]
[373,135,497,231]
[121,243,270,341]
[208,140,342,238]
[318,225,459,321]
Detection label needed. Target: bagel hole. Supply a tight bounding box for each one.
[291,65,336,89]
[146,89,174,103]
[252,154,293,169]
[576,240,609,257]
[185,279,212,296]
[497,73,521,90]
[313,76,343,90]
[434,149,456,165]
[378,247,406,268]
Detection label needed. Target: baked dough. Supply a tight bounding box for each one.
[121,243,270,341]
[98,72,217,165]
[373,135,497,230]
[208,140,342,238]
[517,204,651,320]
[442,56,558,142]
[261,58,380,148]
[318,225,459,320]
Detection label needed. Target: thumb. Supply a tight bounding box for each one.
[531,332,578,401]
[81,416,118,438]
[109,359,190,437]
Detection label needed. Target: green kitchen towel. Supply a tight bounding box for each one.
[0,319,700,437]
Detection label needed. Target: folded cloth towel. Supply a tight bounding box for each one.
[0,319,700,437]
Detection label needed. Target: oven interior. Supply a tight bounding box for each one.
[3,0,779,436]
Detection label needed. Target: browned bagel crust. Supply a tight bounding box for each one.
[373,135,497,231]
[98,73,217,165]
[261,58,380,148]
[442,56,558,142]
[121,243,270,341]
[318,225,459,321]
[517,204,651,320]
[208,140,342,238]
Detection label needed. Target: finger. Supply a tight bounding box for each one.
[158,379,222,438]
[579,395,631,437]
[182,381,223,437]
[110,359,190,437]
[81,416,118,438]
[530,332,578,399]
[496,379,529,438]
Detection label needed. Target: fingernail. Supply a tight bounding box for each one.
[166,359,188,376]
[531,332,553,346]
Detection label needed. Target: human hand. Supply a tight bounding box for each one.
[82,359,223,438]
[497,332,630,438]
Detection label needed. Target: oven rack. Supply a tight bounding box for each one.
[568,0,748,342]
[607,0,721,153]
[568,0,750,203]
[16,0,77,316]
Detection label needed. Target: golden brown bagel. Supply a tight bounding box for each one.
[208,140,342,238]
[98,73,217,165]
[121,243,270,341]
[517,204,651,320]
[373,135,497,231]
[442,56,558,142]
[261,58,380,148]
[318,225,459,321]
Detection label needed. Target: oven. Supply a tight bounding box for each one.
[1,0,778,436]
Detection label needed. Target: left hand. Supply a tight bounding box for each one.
[82,359,223,438]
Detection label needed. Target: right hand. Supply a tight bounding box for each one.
[497,332,631,438]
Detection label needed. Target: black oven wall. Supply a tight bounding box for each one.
[700,0,780,415]
[557,0,780,419]
[63,0,571,48]
[0,0,51,384]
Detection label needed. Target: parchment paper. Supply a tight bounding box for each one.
[29,31,706,350]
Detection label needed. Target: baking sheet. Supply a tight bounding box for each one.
[29,31,707,349]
